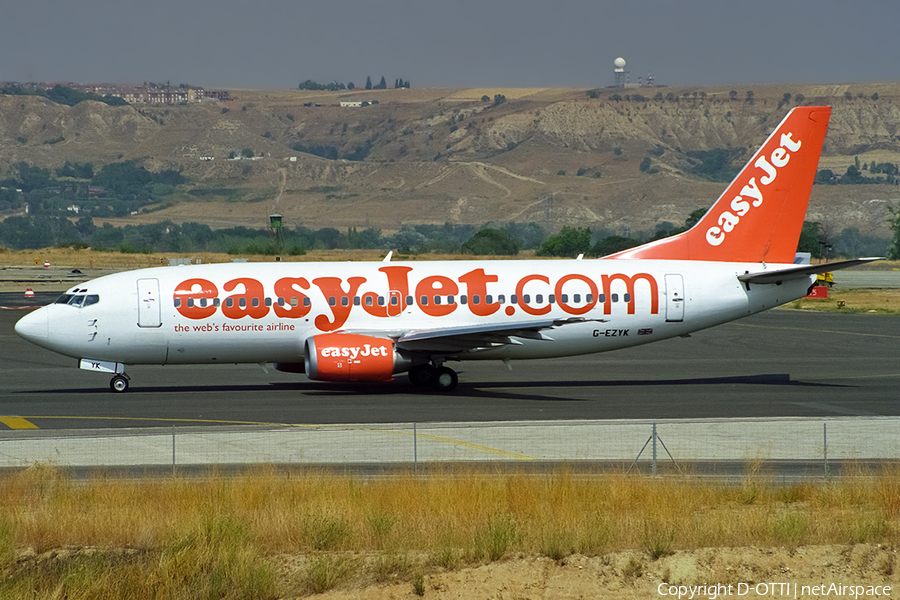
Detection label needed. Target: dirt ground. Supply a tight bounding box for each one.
[295,545,897,599]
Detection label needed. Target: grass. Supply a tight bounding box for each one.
[2,464,900,597]
[785,288,900,315]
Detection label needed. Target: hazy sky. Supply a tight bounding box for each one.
[2,0,898,90]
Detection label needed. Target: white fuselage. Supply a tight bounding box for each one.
[15,259,813,368]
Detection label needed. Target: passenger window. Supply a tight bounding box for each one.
[226,298,234,308]
[353,297,361,306]
[460,295,468,305]
[213,298,220,307]
[574,294,581,303]
[303,298,311,307]
[511,294,518,304]
[498,295,505,304]
[485,295,492,304]
[265,297,272,307]
[536,294,543,304]
[251,298,259,308]
[341,297,349,307]
[448,296,456,304]
[390,296,399,306]
[240,298,247,308]
[199,298,207,308]
[624,294,631,302]
[186,298,194,308]
[434,296,442,305]
[328,297,336,306]
[420,295,428,305]
[561,294,568,303]
[173,298,181,308]
[549,294,555,304]
[378,297,385,306]
[365,296,374,306]
[611,294,619,303]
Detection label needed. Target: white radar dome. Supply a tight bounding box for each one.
[614,57,626,69]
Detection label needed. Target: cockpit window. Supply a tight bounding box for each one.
[55,293,100,308]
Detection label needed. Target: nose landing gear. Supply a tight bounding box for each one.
[109,373,130,393]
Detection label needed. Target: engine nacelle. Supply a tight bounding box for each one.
[304,333,409,382]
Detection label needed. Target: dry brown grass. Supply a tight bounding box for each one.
[788,287,900,314]
[2,465,900,598]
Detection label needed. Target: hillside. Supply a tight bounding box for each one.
[2,84,900,237]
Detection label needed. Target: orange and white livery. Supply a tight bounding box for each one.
[14,106,878,392]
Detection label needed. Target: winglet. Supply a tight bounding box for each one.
[606,106,832,263]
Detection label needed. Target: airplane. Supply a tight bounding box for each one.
[14,105,879,393]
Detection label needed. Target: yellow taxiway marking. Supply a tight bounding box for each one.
[0,417,39,429]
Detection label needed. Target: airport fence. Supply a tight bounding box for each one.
[2,417,899,479]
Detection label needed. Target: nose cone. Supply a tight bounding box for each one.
[15,307,49,347]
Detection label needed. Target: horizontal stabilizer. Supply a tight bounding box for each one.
[737,258,883,285]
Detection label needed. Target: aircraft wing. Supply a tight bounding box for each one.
[343,317,608,354]
[738,258,882,285]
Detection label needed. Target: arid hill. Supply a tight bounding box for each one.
[2,84,900,237]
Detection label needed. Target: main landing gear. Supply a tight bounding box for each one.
[408,363,459,392]
[109,373,130,393]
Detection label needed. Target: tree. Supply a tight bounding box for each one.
[683,207,707,230]
[460,228,521,255]
[365,76,372,90]
[639,157,652,173]
[536,227,591,257]
[888,205,900,260]
[591,235,640,257]
[797,221,824,258]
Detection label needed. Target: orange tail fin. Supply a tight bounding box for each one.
[606,106,831,263]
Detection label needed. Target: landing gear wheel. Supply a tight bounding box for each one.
[408,364,436,387]
[110,374,130,393]
[431,366,458,392]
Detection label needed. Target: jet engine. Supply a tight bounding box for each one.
[302,333,410,382]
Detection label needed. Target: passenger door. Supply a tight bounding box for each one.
[137,278,162,328]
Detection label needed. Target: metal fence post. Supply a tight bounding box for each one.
[414,423,418,475]
[172,425,176,476]
[823,422,828,478]
[652,423,658,476]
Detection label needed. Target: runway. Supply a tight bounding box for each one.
[2,306,899,430]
